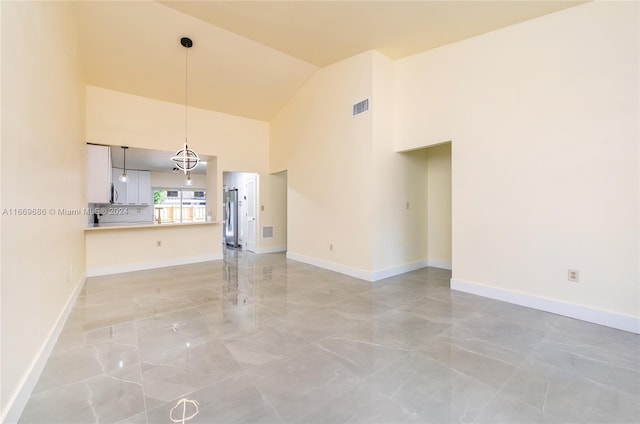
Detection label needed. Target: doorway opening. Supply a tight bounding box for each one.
[223,172,258,252]
[403,142,452,270]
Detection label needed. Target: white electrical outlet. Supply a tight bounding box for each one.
[568,269,579,282]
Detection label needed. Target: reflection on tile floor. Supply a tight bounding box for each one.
[19,250,640,423]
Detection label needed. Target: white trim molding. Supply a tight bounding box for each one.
[426,259,452,271]
[253,245,287,255]
[286,251,373,281]
[86,254,223,277]
[371,260,430,281]
[286,252,433,282]
[451,278,640,334]
[3,273,86,424]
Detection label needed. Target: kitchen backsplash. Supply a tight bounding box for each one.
[88,203,153,226]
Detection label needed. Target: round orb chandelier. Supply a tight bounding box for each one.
[171,36,200,181]
[171,141,199,172]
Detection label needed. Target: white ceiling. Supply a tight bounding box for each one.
[72,1,585,121]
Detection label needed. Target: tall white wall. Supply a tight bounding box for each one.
[261,170,288,253]
[371,52,430,275]
[396,1,639,324]
[271,50,454,280]
[271,52,375,274]
[426,143,452,268]
[1,2,86,420]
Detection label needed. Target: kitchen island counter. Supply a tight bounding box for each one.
[85,221,222,276]
[85,221,219,231]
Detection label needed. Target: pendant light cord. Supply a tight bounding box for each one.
[185,44,188,145]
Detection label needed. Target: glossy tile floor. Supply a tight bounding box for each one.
[19,250,639,424]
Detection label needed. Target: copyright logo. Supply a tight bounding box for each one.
[48,208,56,215]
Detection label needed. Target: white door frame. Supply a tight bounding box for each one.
[245,174,258,252]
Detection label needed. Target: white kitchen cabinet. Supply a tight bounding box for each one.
[137,171,151,205]
[87,144,112,204]
[125,170,139,205]
[112,168,126,205]
[112,169,151,205]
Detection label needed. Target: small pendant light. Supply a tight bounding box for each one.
[120,146,128,183]
[171,36,200,180]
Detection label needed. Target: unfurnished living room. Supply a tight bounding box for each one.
[1,1,638,423]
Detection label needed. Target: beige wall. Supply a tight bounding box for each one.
[271,51,375,272]
[86,86,275,253]
[397,1,639,319]
[426,143,452,267]
[151,171,207,190]
[260,171,288,252]
[385,144,451,272]
[271,50,453,278]
[85,224,219,276]
[1,2,86,420]
[370,52,429,272]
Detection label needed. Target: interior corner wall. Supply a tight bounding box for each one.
[257,171,288,252]
[396,1,639,322]
[270,52,375,273]
[1,2,86,421]
[426,143,452,268]
[370,52,429,274]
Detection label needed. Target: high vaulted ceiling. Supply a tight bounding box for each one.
[72,1,585,121]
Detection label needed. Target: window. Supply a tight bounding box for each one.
[153,188,206,224]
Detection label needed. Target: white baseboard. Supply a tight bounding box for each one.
[86,254,223,277]
[371,260,430,281]
[286,252,435,282]
[427,259,452,271]
[253,245,287,254]
[2,273,86,424]
[451,278,640,334]
[286,251,374,281]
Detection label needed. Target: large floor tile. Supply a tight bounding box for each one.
[245,344,361,422]
[141,339,243,403]
[20,372,145,424]
[17,250,640,424]
[145,373,282,424]
[499,356,640,423]
[417,336,518,389]
[298,383,419,424]
[366,350,497,423]
[222,323,311,368]
[33,341,140,393]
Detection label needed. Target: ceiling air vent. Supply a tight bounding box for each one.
[262,226,274,239]
[352,99,369,116]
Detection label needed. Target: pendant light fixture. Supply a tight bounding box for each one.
[120,146,128,183]
[171,36,200,184]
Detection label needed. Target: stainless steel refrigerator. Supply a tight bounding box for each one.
[224,188,239,247]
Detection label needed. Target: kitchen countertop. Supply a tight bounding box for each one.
[85,221,220,231]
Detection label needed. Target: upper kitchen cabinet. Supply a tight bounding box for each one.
[137,171,151,206]
[87,144,112,204]
[124,170,139,205]
[112,169,151,206]
[112,168,126,205]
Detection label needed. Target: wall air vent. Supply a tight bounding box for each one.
[262,226,274,239]
[352,99,369,116]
